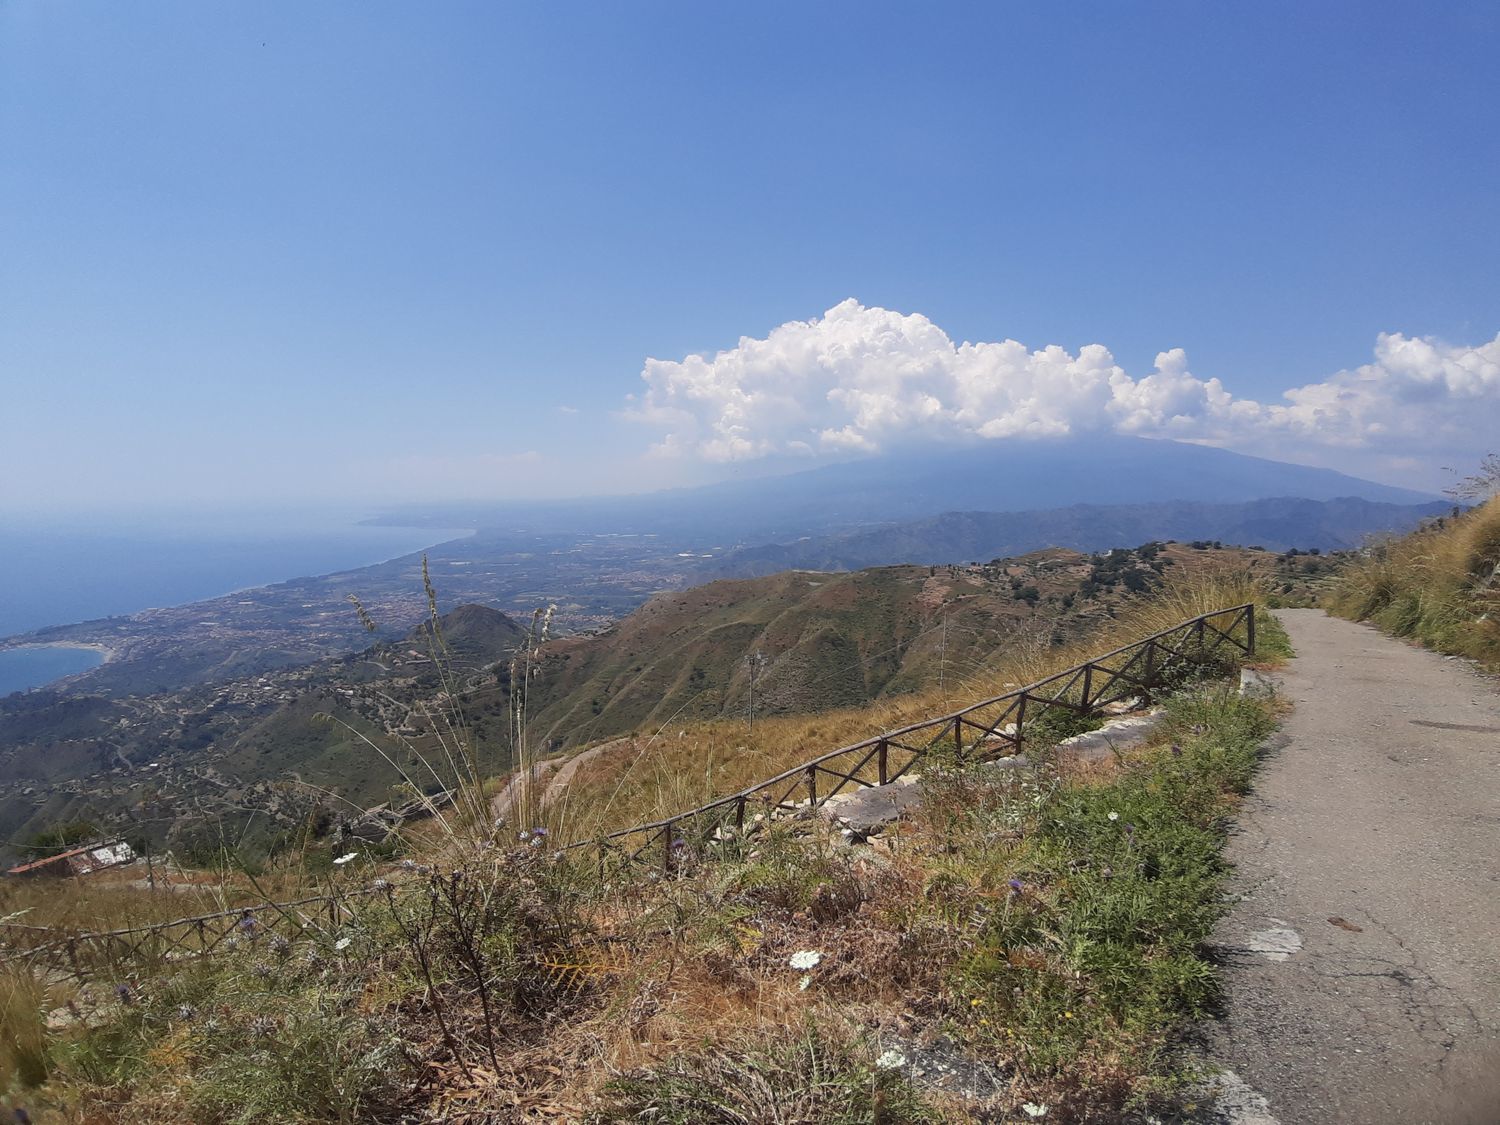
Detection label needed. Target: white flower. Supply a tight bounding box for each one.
[334,937,352,951]
[1106,812,1119,822]
[1022,1104,1049,1118]
[333,852,358,866]
[798,975,812,991]
[875,1048,907,1070]
[788,950,822,970]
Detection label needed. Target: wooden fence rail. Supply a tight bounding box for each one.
[576,603,1255,875]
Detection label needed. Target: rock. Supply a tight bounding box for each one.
[1239,668,1279,698]
[819,775,925,834]
[1054,711,1167,761]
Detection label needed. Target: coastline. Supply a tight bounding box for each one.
[0,642,115,697]
[0,640,119,664]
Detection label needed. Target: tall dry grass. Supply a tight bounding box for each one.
[1329,494,1500,666]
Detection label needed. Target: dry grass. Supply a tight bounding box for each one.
[1330,494,1500,666]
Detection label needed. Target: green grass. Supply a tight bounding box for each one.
[921,685,1276,1101]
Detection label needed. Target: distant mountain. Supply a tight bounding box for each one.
[376,436,1438,540]
[707,496,1453,577]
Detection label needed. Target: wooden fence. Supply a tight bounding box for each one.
[0,892,370,979]
[579,603,1255,875]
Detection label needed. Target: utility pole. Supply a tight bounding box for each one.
[746,651,765,731]
[936,621,948,702]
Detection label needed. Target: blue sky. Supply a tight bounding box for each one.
[3,1,1498,514]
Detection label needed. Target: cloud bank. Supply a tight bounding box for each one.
[629,299,1500,482]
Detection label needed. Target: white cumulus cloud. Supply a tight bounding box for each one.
[628,299,1500,484]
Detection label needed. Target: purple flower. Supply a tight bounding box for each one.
[238,914,258,933]
[530,827,548,837]
[114,983,132,1006]
[1124,823,1135,836]
[1008,878,1024,896]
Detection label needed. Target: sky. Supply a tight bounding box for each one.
[2,0,1498,517]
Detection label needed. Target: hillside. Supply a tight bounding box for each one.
[517,541,1287,752]
[0,546,1292,862]
[0,605,528,860]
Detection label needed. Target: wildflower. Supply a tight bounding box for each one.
[333,852,358,866]
[1007,878,1024,896]
[1107,811,1119,822]
[237,914,258,934]
[1124,822,1135,836]
[875,1048,907,1070]
[798,975,812,991]
[175,1004,197,1022]
[334,936,352,952]
[269,935,291,958]
[531,826,548,837]
[368,877,392,893]
[979,1017,990,1026]
[252,962,273,980]
[113,983,132,1006]
[788,950,822,971]
[1022,1103,1049,1118]
[970,998,984,1007]
[1063,1010,1074,1019]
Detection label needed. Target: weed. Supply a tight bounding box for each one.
[594,1021,942,1124]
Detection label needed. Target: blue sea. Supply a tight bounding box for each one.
[0,510,470,695]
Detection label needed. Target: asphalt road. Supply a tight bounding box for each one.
[1207,609,1500,1124]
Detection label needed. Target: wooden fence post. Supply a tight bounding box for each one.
[1246,605,1256,656]
[877,740,888,785]
[805,765,818,805]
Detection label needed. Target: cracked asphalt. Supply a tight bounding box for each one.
[1206,609,1500,1125]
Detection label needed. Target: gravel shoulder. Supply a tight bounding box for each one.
[1206,608,1500,1124]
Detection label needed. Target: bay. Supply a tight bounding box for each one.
[0,645,107,696]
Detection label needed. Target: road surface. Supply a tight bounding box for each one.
[1207,608,1500,1124]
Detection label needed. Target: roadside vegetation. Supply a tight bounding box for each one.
[0,568,1290,1122]
[1329,483,1500,669]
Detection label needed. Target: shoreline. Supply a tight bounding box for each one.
[1,640,119,664]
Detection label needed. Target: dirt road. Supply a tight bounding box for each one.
[1207,609,1500,1124]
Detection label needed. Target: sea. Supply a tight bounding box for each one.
[0,510,470,696]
